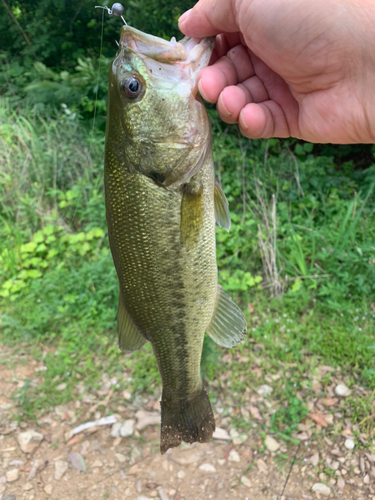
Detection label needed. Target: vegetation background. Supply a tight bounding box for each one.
[0,0,374,443]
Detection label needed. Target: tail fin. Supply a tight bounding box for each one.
[160,388,215,454]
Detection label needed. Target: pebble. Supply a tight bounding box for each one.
[174,453,200,465]
[344,439,355,450]
[335,384,351,397]
[136,479,142,493]
[265,435,280,452]
[257,384,273,396]
[331,461,339,471]
[228,450,240,463]
[54,460,68,480]
[44,484,53,495]
[92,459,104,468]
[111,422,122,438]
[123,390,132,400]
[177,470,186,479]
[256,459,268,474]
[217,459,225,466]
[337,477,345,489]
[81,440,90,456]
[115,453,127,463]
[135,411,160,430]
[120,419,135,437]
[23,482,34,491]
[199,463,216,472]
[309,452,319,467]
[360,456,366,474]
[113,437,122,447]
[138,496,153,500]
[312,483,331,496]
[158,488,169,500]
[241,476,251,487]
[56,382,67,391]
[9,460,24,467]
[27,459,40,481]
[230,429,248,445]
[212,428,230,440]
[17,430,44,453]
[6,469,19,482]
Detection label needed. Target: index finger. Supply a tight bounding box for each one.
[178,0,239,37]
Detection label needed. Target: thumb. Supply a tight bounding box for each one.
[178,0,239,37]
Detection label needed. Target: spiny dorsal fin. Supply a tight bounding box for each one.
[118,290,148,353]
[206,285,247,348]
[214,181,230,232]
[180,185,204,248]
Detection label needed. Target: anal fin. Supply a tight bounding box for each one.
[118,290,148,353]
[214,180,230,232]
[206,285,247,348]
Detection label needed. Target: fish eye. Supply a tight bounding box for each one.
[122,76,143,99]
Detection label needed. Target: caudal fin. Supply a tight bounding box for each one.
[160,388,215,454]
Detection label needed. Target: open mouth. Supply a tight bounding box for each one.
[119,26,214,87]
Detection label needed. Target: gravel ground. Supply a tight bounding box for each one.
[1,347,375,500]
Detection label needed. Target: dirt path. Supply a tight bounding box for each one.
[1,346,374,500]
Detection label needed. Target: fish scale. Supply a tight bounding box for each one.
[105,147,217,386]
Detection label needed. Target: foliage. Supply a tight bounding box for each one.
[269,380,309,437]
[0,0,194,102]
[209,112,375,306]
[0,223,106,300]
[22,58,111,124]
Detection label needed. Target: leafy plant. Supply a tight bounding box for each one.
[270,381,309,437]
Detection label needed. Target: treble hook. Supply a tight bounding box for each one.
[95,3,127,26]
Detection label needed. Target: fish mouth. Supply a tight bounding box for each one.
[119,26,214,92]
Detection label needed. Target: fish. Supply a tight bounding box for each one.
[104,25,247,454]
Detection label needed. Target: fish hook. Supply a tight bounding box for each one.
[95,3,127,26]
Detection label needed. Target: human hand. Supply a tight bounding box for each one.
[179,0,375,144]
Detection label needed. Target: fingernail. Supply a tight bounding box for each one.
[197,80,205,99]
[178,9,192,26]
[219,95,232,117]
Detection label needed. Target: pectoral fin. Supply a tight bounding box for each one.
[180,185,204,248]
[206,285,247,348]
[214,181,231,232]
[118,291,148,353]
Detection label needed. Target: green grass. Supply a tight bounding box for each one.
[224,295,375,440]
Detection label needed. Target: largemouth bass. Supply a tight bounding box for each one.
[104,25,247,454]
